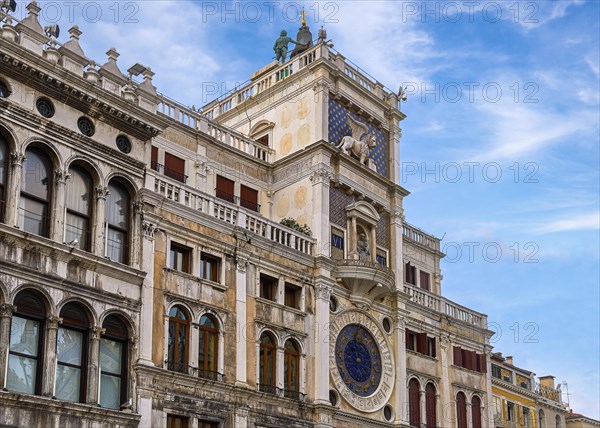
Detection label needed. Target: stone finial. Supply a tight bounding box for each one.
[99,47,126,80]
[60,25,86,58]
[20,1,44,34]
[138,67,157,96]
[1,17,18,42]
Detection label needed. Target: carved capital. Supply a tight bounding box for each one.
[393,315,405,329]
[91,326,106,339]
[236,257,248,273]
[391,210,405,225]
[55,169,71,184]
[312,80,331,94]
[132,201,143,214]
[143,221,159,240]
[10,152,26,167]
[96,186,110,200]
[315,283,332,301]
[0,304,16,318]
[310,168,332,185]
[47,316,63,329]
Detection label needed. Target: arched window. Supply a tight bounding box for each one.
[539,410,545,428]
[284,339,300,399]
[456,391,468,428]
[65,165,93,251]
[259,332,276,394]
[408,378,421,427]
[20,147,52,237]
[472,395,482,428]
[168,306,189,373]
[55,303,89,402]
[7,290,46,395]
[556,415,562,428]
[106,180,130,264]
[425,382,437,428]
[198,314,219,380]
[100,315,129,409]
[0,135,7,222]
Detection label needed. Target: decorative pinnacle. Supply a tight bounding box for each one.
[301,8,306,26]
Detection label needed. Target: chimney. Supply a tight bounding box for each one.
[539,376,555,389]
[505,356,513,365]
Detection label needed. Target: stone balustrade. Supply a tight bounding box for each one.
[403,284,487,329]
[152,173,314,256]
[402,223,440,251]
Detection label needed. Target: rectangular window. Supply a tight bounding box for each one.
[492,364,502,379]
[331,229,345,261]
[405,330,417,351]
[454,346,485,373]
[284,283,301,309]
[507,402,515,422]
[256,134,269,146]
[376,249,387,266]
[240,184,259,211]
[199,253,220,282]
[419,271,430,291]
[167,415,189,428]
[426,337,436,358]
[260,274,278,302]
[170,242,192,273]
[151,146,159,171]
[405,262,416,285]
[216,175,235,203]
[164,152,186,183]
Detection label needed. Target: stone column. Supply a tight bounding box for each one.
[235,258,249,387]
[391,208,405,291]
[310,167,332,257]
[276,345,284,394]
[436,392,442,428]
[312,79,331,143]
[138,221,158,366]
[0,304,15,388]
[87,326,105,404]
[314,281,331,404]
[51,169,69,242]
[393,313,408,425]
[131,202,143,269]
[420,387,427,427]
[369,225,377,262]
[6,152,25,228]
[42,316,62,397]
[485,348,495,428]
[440,334,453,428]
[349,215,357,256]
[467,401,473,428]
[94,186,109,257]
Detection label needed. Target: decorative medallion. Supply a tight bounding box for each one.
[329,310,394,412]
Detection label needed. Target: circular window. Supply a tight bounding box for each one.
[329,295,338,312]
[36,98,55,118]
[77,117,95,137]
[382,317,392,333]
[116,135,132,154]
[0,80,10,98]
[383,404,393,421]
[329,389,338,407]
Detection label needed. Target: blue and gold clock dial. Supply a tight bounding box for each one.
[335,324,382,397]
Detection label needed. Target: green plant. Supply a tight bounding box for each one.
[280,217,311,236]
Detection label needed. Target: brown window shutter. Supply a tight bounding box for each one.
[478,353,487,373]
[216,175,235,203]
[151,146,158,171]
[420,271,430,291]
[405,330,411,349]
[453,346,462,366]
[240,185,259,211]
[405,262,410,283]
[417,333,427,354]
[164,152,186,182]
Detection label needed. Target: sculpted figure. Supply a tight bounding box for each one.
[336,115,377,171]
[357,232,370,261]
[273,30,302,63]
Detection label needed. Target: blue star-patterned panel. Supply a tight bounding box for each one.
[335,324,382,397]
[328,98,389,178]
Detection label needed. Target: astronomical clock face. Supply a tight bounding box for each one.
[329,311,394,412]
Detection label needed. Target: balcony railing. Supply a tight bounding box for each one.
[164,361,225,382]
[257,384,305,401]
[403,223,439,251]
[152,173,314,255]
[403,284,487,329]
[258,383,279,395]
[151,162,188,184]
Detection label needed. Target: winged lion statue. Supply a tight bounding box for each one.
[336,115,377,171]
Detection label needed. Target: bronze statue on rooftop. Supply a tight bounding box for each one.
[273,30,304,63]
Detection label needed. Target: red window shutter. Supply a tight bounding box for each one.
[164,152,186,182]
[405,330,411,349]
[420,271,430,291]
[425,383,437,428]
[453,346,462,366]
[216,175,235,203]
[408,379,421,427]
[478,353,487,373]
[405,262,410,283]
[470,351,478,371]
[151,146,158,170]
[240,185,259,211]
[417,333,427,354]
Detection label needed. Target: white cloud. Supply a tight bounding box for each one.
[533,212,600,233]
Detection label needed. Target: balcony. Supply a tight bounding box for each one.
[151,162,188,184]
[257,384,305,401]
[152,173,314,256]
[164,361,225,382]
[403,284,488,329]
[335,259,395,307]
[403,223,440,252]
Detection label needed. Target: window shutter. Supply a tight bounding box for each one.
[164,152,186,182]
[405,262,410,283]
[478,353,487,373]
[420,271,430,291]
[417,333,427,354]
[151,146,158,165]
[405,330,410,349]
[216,175,235,203]
[453,346,462,366]
[240,185,259,211]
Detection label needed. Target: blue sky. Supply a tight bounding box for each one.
[17,0,599,418]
